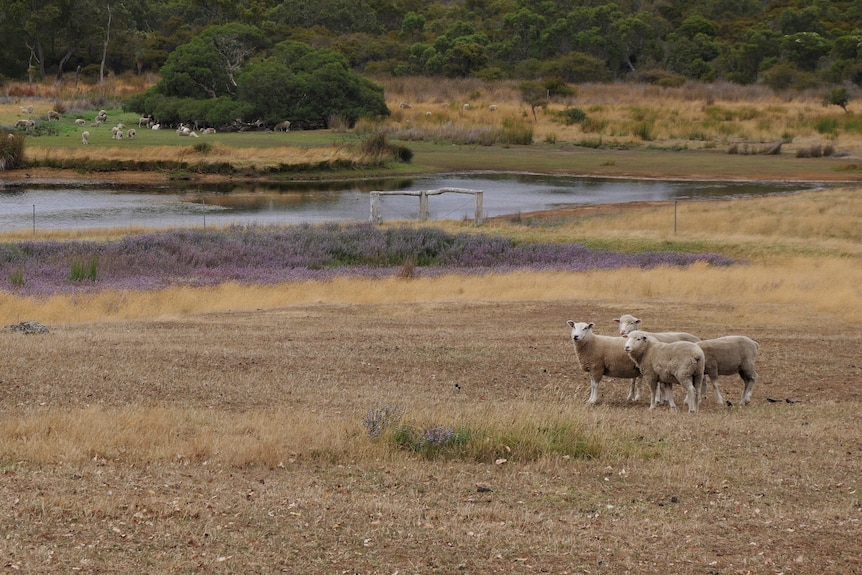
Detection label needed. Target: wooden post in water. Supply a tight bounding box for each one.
[418,191,429,221]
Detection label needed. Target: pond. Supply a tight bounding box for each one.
[0,172,830,232]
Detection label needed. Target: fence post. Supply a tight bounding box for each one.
[475,192,483,226]
[674,200,678,234]
[370,192,381,224]
[418,191,429,221]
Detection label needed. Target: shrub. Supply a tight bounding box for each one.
[815,117,839,135]
[500,118,533,145]
[70,257,98,281]
[192,142,213,154]
[560,107,587,125]
[0,132,26,171]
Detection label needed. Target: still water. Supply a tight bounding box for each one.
[0,173,828,232]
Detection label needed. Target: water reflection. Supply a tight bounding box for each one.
[0,173,828,232]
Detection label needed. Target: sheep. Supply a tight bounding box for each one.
[612,314,700,400]
[489,104,498,111]
[90,120,102,128]
[111,126,120,137]
[151,123,161,130]
[696,336,759,406]
[15,119,35,130]
[81,131,90,144]
[202,127,216,135]
[20,105,34,114]
[424,111,432,118]
[138,115,152,127]
[74,118,86,125]
[273,121,291,132]
[613,314,699,342]
[566,321,642,405]
[399,102,411,109]
[127,128,136,139]
[114,129,124,140]
[47,110,61,121]
[462,103,470,110]
[624,331,705,412]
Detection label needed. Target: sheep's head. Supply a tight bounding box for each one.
[624,330,650,353]
[613,314,641,337]
[566,321,594,342]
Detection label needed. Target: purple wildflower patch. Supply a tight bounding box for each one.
[0,223,734,295]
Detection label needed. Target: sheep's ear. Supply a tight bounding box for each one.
[566,320,575,328]
[635,319,642,326]
[612,318,620,324]
[587,322,595,329]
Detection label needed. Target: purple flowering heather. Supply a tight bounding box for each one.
[0,223,734,295]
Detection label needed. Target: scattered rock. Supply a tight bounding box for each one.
[2,321,49,334]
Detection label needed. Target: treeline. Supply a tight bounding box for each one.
[1,0,861,88]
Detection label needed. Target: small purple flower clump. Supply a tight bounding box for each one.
[363,405,405,439]
[0,223,735,296]
[420,425,456,447]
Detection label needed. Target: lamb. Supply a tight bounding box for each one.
[696,336,759,406]
[566,321,642,404]
[81,131,90,144]
[624,331,705,412]
[127,128,136,139]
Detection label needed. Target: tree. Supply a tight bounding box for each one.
[518,80,546,122]
[157,23,269,99]
[823,86,849,112]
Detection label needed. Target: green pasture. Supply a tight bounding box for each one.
[21,109,353,150]
[10,108,862,182]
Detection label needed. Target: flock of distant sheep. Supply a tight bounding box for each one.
[566,314,759,412]
[13,107,232,144]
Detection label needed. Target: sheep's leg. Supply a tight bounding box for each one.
[627,377,641,401]
[587,375,602,404]
[646,377,662,410]
[682,377,698,413]
[740,369,757,405]
[710,375,725,406]
[665,384,678,410]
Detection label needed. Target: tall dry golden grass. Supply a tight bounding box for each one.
[2,187,858,325]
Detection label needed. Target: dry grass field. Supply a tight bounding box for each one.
[1,185,861,574]
[2,77,862,573]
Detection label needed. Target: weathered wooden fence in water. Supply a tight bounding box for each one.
[370,188,484,226]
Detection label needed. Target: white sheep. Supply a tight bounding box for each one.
[612,314,699,400]
[127,128,136,139]
[15,119,35,130]
[114,129,123,140]
[613,314,699,341]
[138,115,152,127]
[624,331,705,412]
[696,336,759,406]
[74,118,86,125]
[81,131,90,144]
[566,321,641,404]
[399,102,411,109]
[273,121,291,132]
[47,110,61,121]
[202,127,216,135]
[489,104,498,111]
[151,123,161,130]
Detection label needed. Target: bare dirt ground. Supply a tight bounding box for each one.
[1,298,860,574]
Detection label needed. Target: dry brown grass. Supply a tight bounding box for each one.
[2,78,862,573]
[378,78,862,156]
[1,186,861,573]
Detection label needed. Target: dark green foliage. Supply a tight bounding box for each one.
[823,87,849,112]
[128,33,389,130]
[1,0,861,88]
[560,108,587,125]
